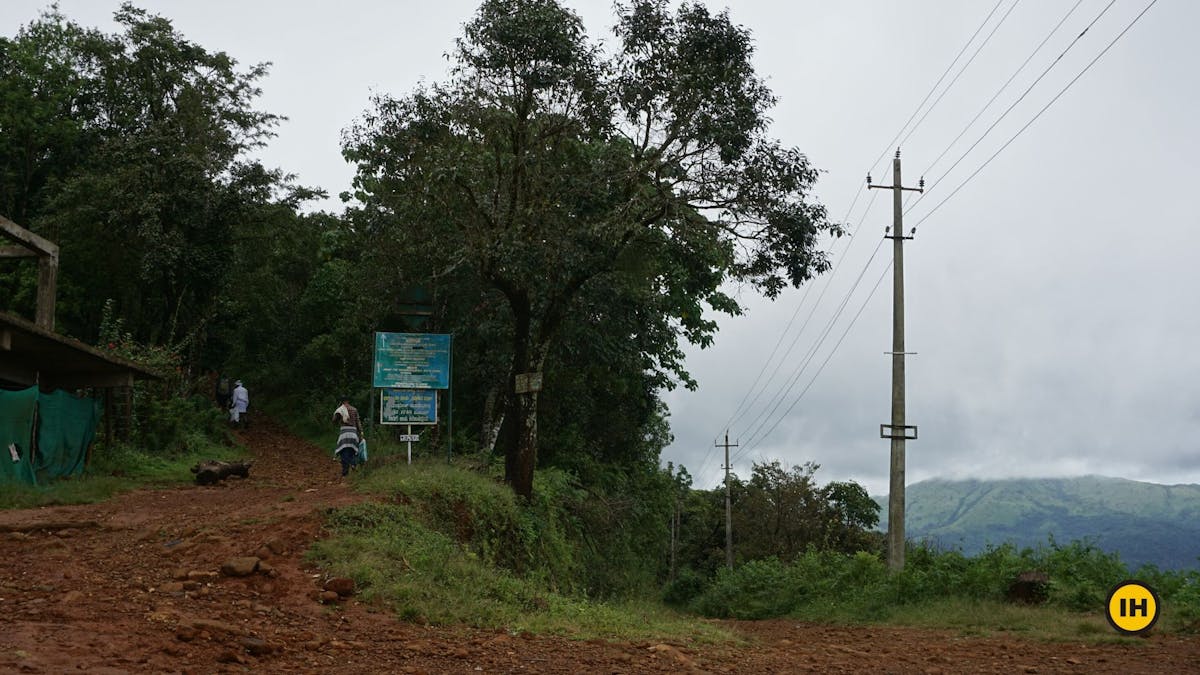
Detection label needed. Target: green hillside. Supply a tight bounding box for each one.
[876,476,1200,570]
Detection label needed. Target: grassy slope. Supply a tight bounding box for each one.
[307,450,734,644]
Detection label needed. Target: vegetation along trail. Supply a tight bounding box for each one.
[0,421,1192,674]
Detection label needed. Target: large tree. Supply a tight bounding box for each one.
[0,4,296,355]
[344,0,838,497]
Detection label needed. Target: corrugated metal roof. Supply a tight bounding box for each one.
[0,312,161,389]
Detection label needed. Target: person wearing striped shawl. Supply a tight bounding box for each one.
[332,397,364,477]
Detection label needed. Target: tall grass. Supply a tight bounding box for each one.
[309,459,732,643]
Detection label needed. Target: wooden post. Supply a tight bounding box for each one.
[35,253,57,331]
[0,216,59,331]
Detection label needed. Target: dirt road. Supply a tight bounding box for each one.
[0,420,1194,673]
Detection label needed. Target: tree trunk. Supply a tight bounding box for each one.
[191,459,253,485]
[507,387,539,498]
[502,341,546,499]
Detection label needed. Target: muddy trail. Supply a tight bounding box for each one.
[0,419,1194,673]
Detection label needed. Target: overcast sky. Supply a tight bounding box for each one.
[5,0,1195,494]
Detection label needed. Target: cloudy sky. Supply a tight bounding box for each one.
[5,0,1195,493]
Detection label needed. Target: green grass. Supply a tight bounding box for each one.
[0,440,248,510]
[308,461,735,644]
[880,598,1137,643]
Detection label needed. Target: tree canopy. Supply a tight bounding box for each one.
[344,0,839,497]
[0,4,309,358]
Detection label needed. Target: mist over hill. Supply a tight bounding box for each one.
[875,476,1200,570]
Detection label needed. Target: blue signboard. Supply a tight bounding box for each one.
[373,332,451,389]
[380,389,437,425]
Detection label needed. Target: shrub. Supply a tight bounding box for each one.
[692,558,804,619]
[1039,539,1128,612]
[663,568,708,607]
[354,461,583,592]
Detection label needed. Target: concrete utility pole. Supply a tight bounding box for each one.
[868,150,922,572]
[716,431,738,569]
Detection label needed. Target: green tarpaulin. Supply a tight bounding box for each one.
[0,387,38,485]
[0,386,99,486]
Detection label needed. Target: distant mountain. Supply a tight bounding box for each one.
[874,476,1200,570]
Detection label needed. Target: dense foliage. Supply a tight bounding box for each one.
[343,0,838,497]
[0,5,313,361]
[682,539,1200,632]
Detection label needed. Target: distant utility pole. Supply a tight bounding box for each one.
[868,149,922,572]
[716,431,738,569]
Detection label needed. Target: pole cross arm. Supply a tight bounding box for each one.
[869,184,924,193]
[0,216,59,259]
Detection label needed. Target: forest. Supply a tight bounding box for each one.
[5,1,1197,634]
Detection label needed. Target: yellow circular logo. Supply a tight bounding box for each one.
[1105,580,1160,635]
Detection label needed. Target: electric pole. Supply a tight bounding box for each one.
[868,149,922,572]
[716,431,738,569]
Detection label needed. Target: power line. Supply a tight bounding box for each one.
[864,0,1007,180]
[721,190,881,436]
[713,192,885,478]
[898,0,1023,150]
[715,1,1017,461]
[905,0,1121,216]
[910,0,1159,231]
[732,233,885,447]
[697,192,882,486]
[709,177,877,469]
[920,0,1087,179]
[735,236,888,453]
[718,282,816,430]
[721,0,1008,451]
[735,259,893,462]
[701,2,1051,485]
[701,0,1157,486]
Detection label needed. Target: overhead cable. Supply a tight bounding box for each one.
[910,0,1159,230]
[920,0,1087,180]
[734,259,893,463]
[906,0,1121,215]
[898,0,1024,150]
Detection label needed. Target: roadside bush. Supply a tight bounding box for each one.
[683,537,1200,629]
[566,462,673,597]
[354,460,582,592]
[134,394,230,455]
[1039,539,1129,612]
[662,568,708,607]
[692,558,804,619]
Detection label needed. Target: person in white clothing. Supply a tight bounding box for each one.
[230,380,250,427]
